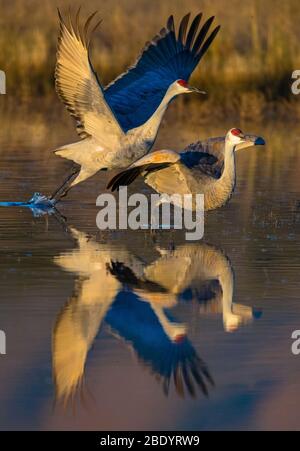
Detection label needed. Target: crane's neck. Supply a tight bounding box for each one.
[150,302,186,342]
[219,259,234,325]
[220,140,236,187]
[205,140,236,211]
[132,87,178,143]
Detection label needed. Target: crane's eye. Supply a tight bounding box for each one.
[177,79,188,87]
[231,128,243,136]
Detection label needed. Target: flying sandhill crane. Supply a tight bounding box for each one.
[51,9,220,201]
[107,128,265,211]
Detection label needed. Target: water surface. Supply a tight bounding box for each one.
[0,105,300,431]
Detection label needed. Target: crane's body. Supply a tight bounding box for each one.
[54,82,190,186]
[51,9,220,200]
[107,129,266,211]
[145,137,238,211]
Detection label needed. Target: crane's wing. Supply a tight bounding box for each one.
[55,10,125,142]
[183,134,263,177]
[106,292,213,398]
[105,13,220,131]
[181,136,226,178]
[107,147,218,193]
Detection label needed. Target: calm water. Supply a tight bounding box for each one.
[0,104,300,431]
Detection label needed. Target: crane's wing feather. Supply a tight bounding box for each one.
[55,9,125,142]
[105,13,220,131]
[107,162,173,191]
[107,160,198,195]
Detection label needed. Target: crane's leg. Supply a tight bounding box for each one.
[50,165,81,203]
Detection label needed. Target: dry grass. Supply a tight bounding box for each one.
[0,0,299,118]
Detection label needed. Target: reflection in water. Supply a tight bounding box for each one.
[0,107,298,429]
[52,227,124,403]
[144,245,259,332]
[52,227,259,406]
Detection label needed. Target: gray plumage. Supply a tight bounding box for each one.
[107,129,265,211]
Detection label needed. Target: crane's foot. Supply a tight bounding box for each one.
[50,165,80,203]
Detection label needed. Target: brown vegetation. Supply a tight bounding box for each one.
[0,0,299,119]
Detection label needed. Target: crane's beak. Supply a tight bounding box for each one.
[254,136,265,146]
[236,134,266,151]
[187,85,206,95]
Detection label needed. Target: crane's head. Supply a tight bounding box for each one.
[226,128,266,150]
[172,79,206,95]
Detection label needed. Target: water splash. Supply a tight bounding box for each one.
[0,192,56,217]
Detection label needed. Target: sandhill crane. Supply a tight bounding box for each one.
[51,10,220,201]
[107,128,265,211]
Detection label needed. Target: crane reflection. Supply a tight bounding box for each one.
[52,227,260,405]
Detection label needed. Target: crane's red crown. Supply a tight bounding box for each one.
[231,128,243,136]
[177,79,188,87]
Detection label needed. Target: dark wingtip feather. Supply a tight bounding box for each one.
[182,363,196,398]
[83,11,99,47]
[107,173,120,191]
[178,12,190,44]
[191,16,215,55]
[163,378,170,397]
[106,172,124,192]
[75,6,83,42]
[185,13,202,49]
[67,7,73,33]
[167,15,175,32]
[174,366,185,398]
[57,7,69,36]
[196,24,221,59]
[107,167,142,192]
[104,11,220,130]
[107,161,172,192]
[87,18,102,47]
[57,7,63,23]
[57,8,101,48]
